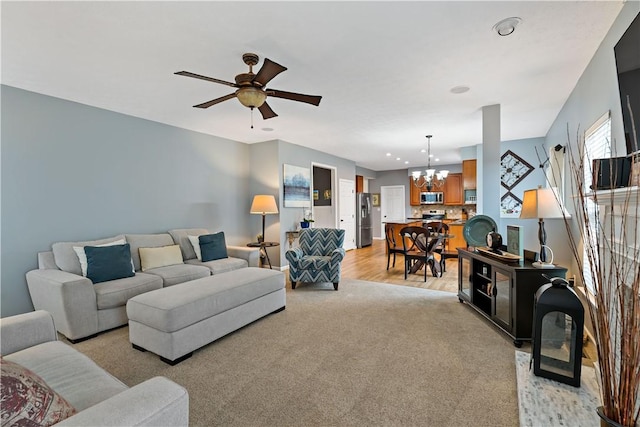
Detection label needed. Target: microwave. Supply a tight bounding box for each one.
[420,192,444,204]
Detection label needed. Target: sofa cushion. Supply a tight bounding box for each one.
[85,244,136,284]
[4,341,128,412]
[187,235,203,261]
[298,255,331,270]
[144,264,210,287]
[94,273,163,310]
[72,238,127,276]
[52,235,126,276]
[139,245,183,272]
[0,357,77,426]
[185,257,248,275]
[125,234,175,272]
[199,232,228,262]
[168,228,210,261]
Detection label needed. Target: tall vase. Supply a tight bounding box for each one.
[596,407,623,427]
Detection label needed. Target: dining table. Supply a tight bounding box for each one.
[405,232,454,276]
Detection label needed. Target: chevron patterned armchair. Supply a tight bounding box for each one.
[285,228,346,290]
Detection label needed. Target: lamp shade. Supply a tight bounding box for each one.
[519,187,566,219]
[250,195,279,215]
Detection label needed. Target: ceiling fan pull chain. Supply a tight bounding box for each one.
[250,107,254,129]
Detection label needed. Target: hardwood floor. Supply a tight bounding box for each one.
[340,239,459,293]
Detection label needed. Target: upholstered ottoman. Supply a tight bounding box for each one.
[126,267,285,365]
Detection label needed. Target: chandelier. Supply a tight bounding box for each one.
[412,135,449,191]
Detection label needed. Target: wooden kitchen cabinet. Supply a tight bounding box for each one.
[409,177,424,206]
[443,173,462,205]
[462,160,477,190]
[448,223,467,252]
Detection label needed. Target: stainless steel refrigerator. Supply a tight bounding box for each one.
[356,192,373,248]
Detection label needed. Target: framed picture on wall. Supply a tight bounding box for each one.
[283,164,311,207]
[372,193,380,207]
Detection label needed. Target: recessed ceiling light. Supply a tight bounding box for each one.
[435,158,440,162]
[450,85,470,94]
[396,157,401,161]
[261,127,274,132]
[404,161,409,164]
[420,149,427,153]
[386,153,391,156]
[429,154,434,158]
[493,17,522,36]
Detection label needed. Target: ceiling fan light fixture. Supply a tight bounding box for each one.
[236,87,267,108]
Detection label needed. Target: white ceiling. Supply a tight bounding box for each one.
[1,1,625,171]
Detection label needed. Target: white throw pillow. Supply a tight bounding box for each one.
[188,235,203,261]
[73,239,128,277]
[139,245,184,271]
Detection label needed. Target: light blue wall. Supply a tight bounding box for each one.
[497,137,547,258]
[1,85,252,316]
[276,140,357,266]
[544,2,639,278]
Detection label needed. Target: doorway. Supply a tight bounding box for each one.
[339,179,356,250]
[311,163,337,228]
[380,185,406,237]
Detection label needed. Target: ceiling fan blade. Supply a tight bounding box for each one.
[253,58,287,86]
[193,93,237,109]
[258,102,278,120]
[267,89,322,106]
[175,71,237,88]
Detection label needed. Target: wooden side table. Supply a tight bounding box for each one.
[246,242,280,269]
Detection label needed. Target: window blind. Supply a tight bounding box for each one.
[583,112,611,294]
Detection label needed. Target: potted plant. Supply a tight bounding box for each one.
[300,209,314,229]
[549,123,639,427]
[300,218,314,229]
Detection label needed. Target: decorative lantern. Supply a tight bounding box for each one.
[531,274,584,387]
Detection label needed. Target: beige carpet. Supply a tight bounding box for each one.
[72,279,519,426]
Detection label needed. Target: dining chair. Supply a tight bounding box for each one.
[425,221,457,272]
[384,223,406,270]
[399,226,442,281]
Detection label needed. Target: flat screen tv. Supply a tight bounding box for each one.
[614,12,640,155]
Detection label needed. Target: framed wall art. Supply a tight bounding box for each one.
[372,193,380,207]
[283,164,311,208]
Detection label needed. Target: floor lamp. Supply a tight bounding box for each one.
[250,195,279,242]
[519,186,567,268]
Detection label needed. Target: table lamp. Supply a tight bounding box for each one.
[519,186,566,268]
[250,195,279,243]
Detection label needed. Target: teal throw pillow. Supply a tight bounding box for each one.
[199,232,228,262]
[85,243,135,284]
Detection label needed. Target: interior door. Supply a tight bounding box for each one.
[339,179,356,250]
[380,185,406,237]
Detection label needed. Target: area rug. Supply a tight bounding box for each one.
[515,350,600,427]
[72,279,519,426]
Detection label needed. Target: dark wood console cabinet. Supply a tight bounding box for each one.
[457,248,567,347]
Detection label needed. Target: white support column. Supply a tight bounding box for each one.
[481,104,501,221]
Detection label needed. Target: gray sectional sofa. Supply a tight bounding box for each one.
[0,310,189,426]
[26,228,260,342]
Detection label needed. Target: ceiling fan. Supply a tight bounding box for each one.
[175,53,322,122]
